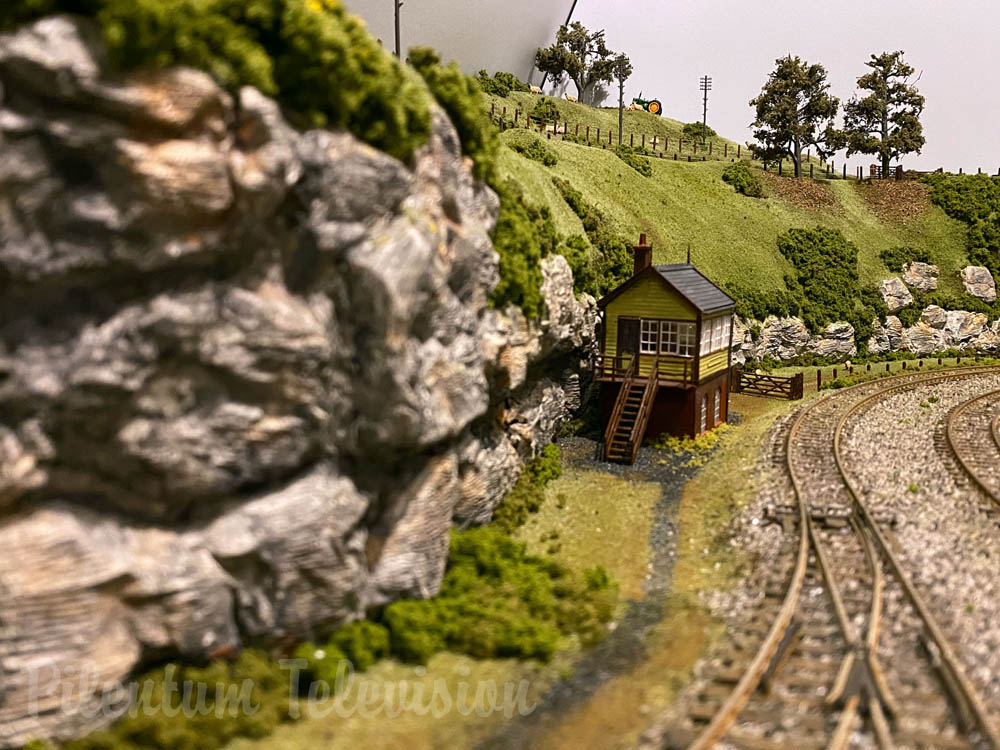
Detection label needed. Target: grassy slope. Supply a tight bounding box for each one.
[495,94,971,299]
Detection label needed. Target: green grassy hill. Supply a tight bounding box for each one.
[495,94,971,300]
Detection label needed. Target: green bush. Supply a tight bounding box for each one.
[879,246,931,271]
[63,651,294,750]
[476,70,529,97]
[682,122,717,141]
[491,444,562,534]
[490,180,558,317]
[508,137,558,167]
[530,97,560,125]
[896,289,1000,327]
[409,46,499,182]
[380,526,616,664]
[329,621,391,672]
[553,177,633,296]
[1,0,433,162]
[721,162,764,198]
[923,172,1000,282]
[292,641,349,686]
[613,144,653,177]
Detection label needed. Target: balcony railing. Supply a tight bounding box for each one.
[593,353,692,386]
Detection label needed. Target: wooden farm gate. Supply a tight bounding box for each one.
[731,367,803,400]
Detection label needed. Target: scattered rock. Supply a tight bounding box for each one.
[880,277,913,312]
[961,266,997,302]
[902,261,938,292]
[755,316,811,361]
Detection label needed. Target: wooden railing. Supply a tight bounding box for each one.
[594,353,691,386]
[602,355,638,451]
[731,367,804,400]
[594,353,636,381]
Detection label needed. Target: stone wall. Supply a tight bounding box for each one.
[0,17,595,746]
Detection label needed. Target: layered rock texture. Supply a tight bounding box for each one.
[0,17,594,746]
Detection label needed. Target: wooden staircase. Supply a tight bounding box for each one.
[603,359,659,464]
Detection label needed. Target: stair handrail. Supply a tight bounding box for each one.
[627,357,660,463]
[603,353,638,454]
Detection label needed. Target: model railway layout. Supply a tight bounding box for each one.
[669,368,1000,750]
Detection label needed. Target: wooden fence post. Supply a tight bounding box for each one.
[630,133,633,147]
[652,135,657,150]
[679,139,684,152]
[609,129,612,145]
[737,144,741,158]
[778,160,783,175]
[886,363,890,372]
[642,134,646,149]
[491,103,495,116]
[709,141,713,155]
[843,164,847,180]
[810,163,813,178]
[724,143,728,157]
[514,110,519,123]
[673,153,677,161]
[586,125,590,143]
[866,363,871,372]
[816,369,822,390]
[597,127,600,142]
[688,155,692,162]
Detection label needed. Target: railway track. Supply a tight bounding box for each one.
[943,387,1000,506]
[671,368,1000,750]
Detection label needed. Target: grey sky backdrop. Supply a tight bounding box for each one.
[348,0,999,173]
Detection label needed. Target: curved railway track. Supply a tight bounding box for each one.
[677,368,1000,750]
[944,388,1000,504]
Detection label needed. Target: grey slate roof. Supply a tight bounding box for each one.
[655,264,735,315]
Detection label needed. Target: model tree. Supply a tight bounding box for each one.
[535,22,617,105]
[840,51,925,177]
[749,55,840,177]
[612,53,633,145]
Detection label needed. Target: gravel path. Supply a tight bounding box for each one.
[840,373,1000,712]
[479,437,698,750]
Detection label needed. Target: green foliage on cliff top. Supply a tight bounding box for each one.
[1,0,432,161]
[924,172,1000,281]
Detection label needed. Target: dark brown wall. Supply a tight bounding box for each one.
[599,369,730,443]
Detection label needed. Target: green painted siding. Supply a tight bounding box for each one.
[604,277,696,358]
[699,349,729,379]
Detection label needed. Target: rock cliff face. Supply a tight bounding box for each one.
[0,17,595,746]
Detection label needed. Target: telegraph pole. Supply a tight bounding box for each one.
[394,0,403,58]
[699,75,712,143]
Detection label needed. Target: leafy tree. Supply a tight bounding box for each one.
[840,51,925,177]
[749,55,840,177]
[612,53,632,145]
[534,22,617,105]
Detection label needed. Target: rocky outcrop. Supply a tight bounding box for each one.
[880,277,913,311]
[867,315,904,356]
[808,321,857,358]
[755,316,811,361]
[902,261,939,292]
[961,265,997,302]
[730,316,756,366]
[0,18,595,746]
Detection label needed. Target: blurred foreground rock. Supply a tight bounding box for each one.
[0,17,595,746]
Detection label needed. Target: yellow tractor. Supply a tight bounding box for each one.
[630,92,662,116]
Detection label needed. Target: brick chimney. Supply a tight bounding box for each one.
[633,233,652,276]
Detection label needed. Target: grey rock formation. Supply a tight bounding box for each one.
[730,316,757,366]
[808,321,857,359]
[755,316,811,360]
[961,265,997,302]
[880,277,913,311]
[921,304,948,329]
[867,316,904,356]
[902,261,939,292]
[0,17,595,746]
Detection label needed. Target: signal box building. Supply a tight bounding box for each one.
[595,235,735,463]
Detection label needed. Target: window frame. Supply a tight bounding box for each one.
[714,387,722,425]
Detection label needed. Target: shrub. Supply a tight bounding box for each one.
[491,444,562,533]
[1,0,433,162]
[476,70,529,97]
[380,527,616,664]
[553,176,634,296]
[530,97,560,125]
[682,122,717,141]
[63,651,294,750]
[329,621,391,672]
[490,180,558,317]
[560,234,599,296]
[409,46,499,182]
[879,246,931,271]
[613,144,653,177]
[721,162,764,197]
[923,172,1000,282]
[292,641,349,686]
[508,137,558,167]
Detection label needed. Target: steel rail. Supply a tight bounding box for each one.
[945,387,1000,504]
[684,366,1000,750]
[835,372,1000,748]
